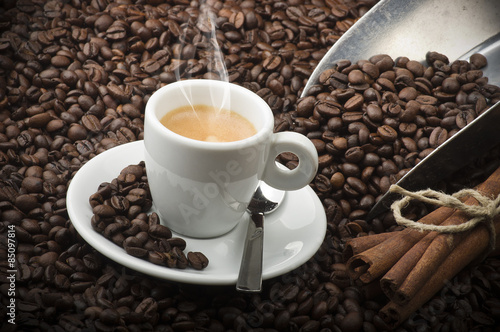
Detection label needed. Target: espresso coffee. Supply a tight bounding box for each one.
[160,104,257,142]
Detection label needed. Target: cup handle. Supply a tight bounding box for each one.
[261,132,318,191]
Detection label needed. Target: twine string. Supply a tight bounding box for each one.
[389,185,500,254]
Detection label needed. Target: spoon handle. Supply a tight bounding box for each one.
[236,212,264,292]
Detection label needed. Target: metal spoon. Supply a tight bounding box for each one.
[236,183,285,292]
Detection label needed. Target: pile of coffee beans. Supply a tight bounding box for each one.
[89,162,209,270]
[273,51,500,330]
[1,0,500,331]
[276,51,500,226]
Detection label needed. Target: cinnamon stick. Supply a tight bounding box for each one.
[343,232,395,262]
[388,166,500,305]
[380,196,486,300]
[379,230,436,299]
[379,216,500,328]
[345,206,455,283]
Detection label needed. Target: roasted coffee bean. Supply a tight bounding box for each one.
[125,245,148,258]
[110,195,129,213]
[36,251,59,268]
[429,127,448,148]
[147,251,165,265]
[126,188,148,205]
[377,125,398,142]
[93,205,116,218]
[27,112,52,128]
[187,252,209,270]
[330,172,345,190]
[130,218,149,232]
[148,212,160,227]
[148,224,172,240]
[167,237,187,250]
[366,104,383,122]
[81,114,102,132]
[345,146,364,163]
[121,164,144,178]
[171,247,188,269]
[456,109,476,128]
[315,174,332,193]
[399,122,418,136]
[344,94,364,112]
[296,96,316,117]
[470,53,488,68]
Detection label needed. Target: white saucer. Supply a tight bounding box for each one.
[67,141,327,285]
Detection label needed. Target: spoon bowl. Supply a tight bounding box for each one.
[247,183,286,215]
[236,183,285,292]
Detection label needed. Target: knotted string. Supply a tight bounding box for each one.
[389,185,500,255]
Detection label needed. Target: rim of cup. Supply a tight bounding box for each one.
[145,79,275,150]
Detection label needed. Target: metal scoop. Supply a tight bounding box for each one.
[301,0,500,218]
[302,0,500,95]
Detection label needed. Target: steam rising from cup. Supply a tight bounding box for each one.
[173,5,230,116]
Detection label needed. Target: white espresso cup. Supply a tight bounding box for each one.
[144,79,318,238]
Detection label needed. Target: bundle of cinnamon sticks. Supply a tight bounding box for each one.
[344,166,500,328]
